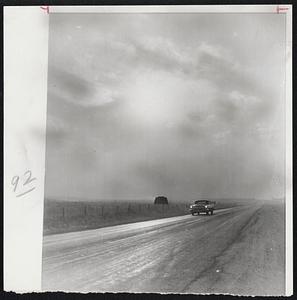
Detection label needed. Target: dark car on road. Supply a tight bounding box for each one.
[190,200,216,215]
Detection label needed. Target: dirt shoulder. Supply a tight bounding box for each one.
[186,202,285,296]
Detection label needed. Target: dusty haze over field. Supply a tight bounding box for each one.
[45,13,286,201]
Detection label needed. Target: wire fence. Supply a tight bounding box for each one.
[44,202,190,221]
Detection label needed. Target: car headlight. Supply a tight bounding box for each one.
[205,205,208,208]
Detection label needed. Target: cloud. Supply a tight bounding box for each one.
[132,36,192,74]
[45,13,286,200]
[46,114,69,140]
[49,66,118,107]
[49,25,270,115]
[114,36,273,122]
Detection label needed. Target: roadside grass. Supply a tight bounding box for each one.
[43,198,254,235]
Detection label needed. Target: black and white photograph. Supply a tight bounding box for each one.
[4,4,292,296]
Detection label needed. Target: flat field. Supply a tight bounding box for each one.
[43,198,251,235]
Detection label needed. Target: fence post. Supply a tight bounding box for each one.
[101,205,104,217]
[62,207,65,220]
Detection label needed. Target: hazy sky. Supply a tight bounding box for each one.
[45,12,286,201]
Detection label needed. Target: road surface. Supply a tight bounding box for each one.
[42,202,285,295]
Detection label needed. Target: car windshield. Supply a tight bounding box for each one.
[194,200,209,204]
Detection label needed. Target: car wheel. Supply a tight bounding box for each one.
[191,212,194,216]
[211,210,214,215]
[197,212,200,215]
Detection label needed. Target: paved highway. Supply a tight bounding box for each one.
[42,203,285,295]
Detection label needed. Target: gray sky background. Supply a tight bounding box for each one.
[45,13,286,201]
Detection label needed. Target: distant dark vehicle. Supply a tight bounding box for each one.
[189,200,216,215]
[154,196,168,205]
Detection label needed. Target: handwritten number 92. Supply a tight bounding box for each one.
[11,170,36,197]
